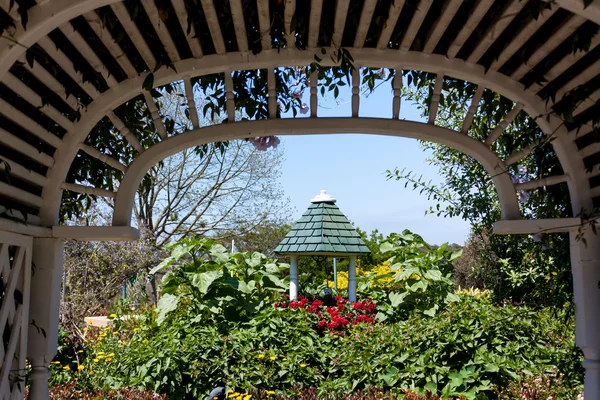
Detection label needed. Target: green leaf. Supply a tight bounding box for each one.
[450,248,463,262]
[156,293,179,324]
[423,304,438,317]
[380,242,395,253]
[445,292,461,303]
[190,270,222,294]
[424,381,437,393]
[389,291,408,307]
[142,73,155,91]
[425,269,442,281]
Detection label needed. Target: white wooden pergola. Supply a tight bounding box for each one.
[1,0,600,398]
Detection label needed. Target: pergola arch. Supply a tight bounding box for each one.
[2,0,600,398]
[35,49,592,226]
[110,118,522,226]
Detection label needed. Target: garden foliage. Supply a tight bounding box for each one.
[48,236,583,399]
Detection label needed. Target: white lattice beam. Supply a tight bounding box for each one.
[354,0,377,48]
[200,0,226,55]
[485,103,524,145]
[0,155,47,187]
[428,75,444,125]
[0,181,43,208]
[423,0,462,53]
[400,0,433,51]
[0,97,63,149]
[19,57,80,110]
[106,111,144,153]
[461,85,484,134]
[515,174,569,191]
[171,0,203,58]
[256,0,272,50]
[143,91,168,140]
[493,218,583,234]
[377,0,405,49]
[140,0,180,62]
[467,0,527,64]
[392,71,402,119]
[230,0,249,52]
[0,128,55,167]
[284,0,296,38]
[332,0,350,47]
[267,68,277,119]
[447,0,495,58]
[308,0,323,49]
[61,182,116,198]
[111,2,157,71]
[505,141,544,166]
[79,143,128,172]
[183,77,200,129]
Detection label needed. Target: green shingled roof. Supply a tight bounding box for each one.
[275,200,371,255]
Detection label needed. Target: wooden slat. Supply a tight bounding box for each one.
[400,0,433,51]
[171,0,204,58]
[505,141,546,166]
[140,0,180,63]
[352,66,360,117]
[200,0,227,54]
[511,15,586,80]
[256,0,272,50]
[354,0,378,48]
[490,6,558,71]
[515,174,568,191]
[183,77,200,129]
[377,0,406,49]
[392,70,402,119]
[229,0,249,52]
[485,103,524,145]
[308,0,324,48]
[20,58,80,110]
[3,73,75,130]
[423,0,462,53]
[552,58,600,103]
[61,182,116,198]
[107,111,144,153]
[310,70,318,117]
[0,181,43,207]
[284,0,296,37]
[0,155,47,187]
[79,144,128,172]
[461,85,484,134]
[143,91,168,140]
[447,0,495,58]
[332,0,350,47]
[59,24,119,88]
[267,68,277,119]
[467,0,526,63]
[0,127,55,167]
[111,2,157,71]
[225,72,235,121]
[83,11,138,78]
[428,74,444,125]
[0,97,63,149]
[36,36,101,99]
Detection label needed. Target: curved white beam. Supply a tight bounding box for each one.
[39,49,591,226]
[111,118,520,226]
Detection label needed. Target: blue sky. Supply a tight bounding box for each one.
[277,74,471,246]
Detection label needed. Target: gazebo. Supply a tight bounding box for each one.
[1,0,600,397]
[275,190,370,302]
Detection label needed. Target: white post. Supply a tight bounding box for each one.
[348,255,357,302]
[571,231,600,398]
[333,257,338,291]
[290,255,299,300]
[28,238,64,400]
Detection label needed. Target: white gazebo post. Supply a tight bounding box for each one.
[571,231,600,398]
[27,238,64,400]
[290,255,299,300]
[348,255,357,302]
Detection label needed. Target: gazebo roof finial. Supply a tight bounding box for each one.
[311,189,336,203]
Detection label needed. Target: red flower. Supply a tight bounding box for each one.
[317,320,327,328]
[289,301,301,309]
[337,303,345,311]
[353,302,363,310]
[307,305,318,313]
[312,300,324,307]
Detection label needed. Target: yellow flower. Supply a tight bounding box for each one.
[299,363,306,368]
[283,358,287,361]
[265,391,275,395]
[134,328,141,331]
[269,356,276,361]
[63,365,70,370]
[78,365,85,371]
[228,394,239,398]
[51,361,61,365]
[258,354,265,359]
[108,353,115,357]
[142,339,148,343]
[227,390,234,393]
[93,359,99,363]
[105,357,112,362]
[243,395,252,400]
[112,331,119,335]
[77,350,84,353]
[109,313,117,318]
[89,371,94,375]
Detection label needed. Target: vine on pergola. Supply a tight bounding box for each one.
[0,0,599,222]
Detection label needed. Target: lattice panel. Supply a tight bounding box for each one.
[0,232,31,400]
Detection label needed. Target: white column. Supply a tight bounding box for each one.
[571,230,600,398]
[290,255,299,300]
[27,238,64,400]
[348,255,357,302]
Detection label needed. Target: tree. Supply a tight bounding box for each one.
[389,73,572,306]
[134,140,288,248]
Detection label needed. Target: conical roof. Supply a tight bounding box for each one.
[275,190,371,255]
